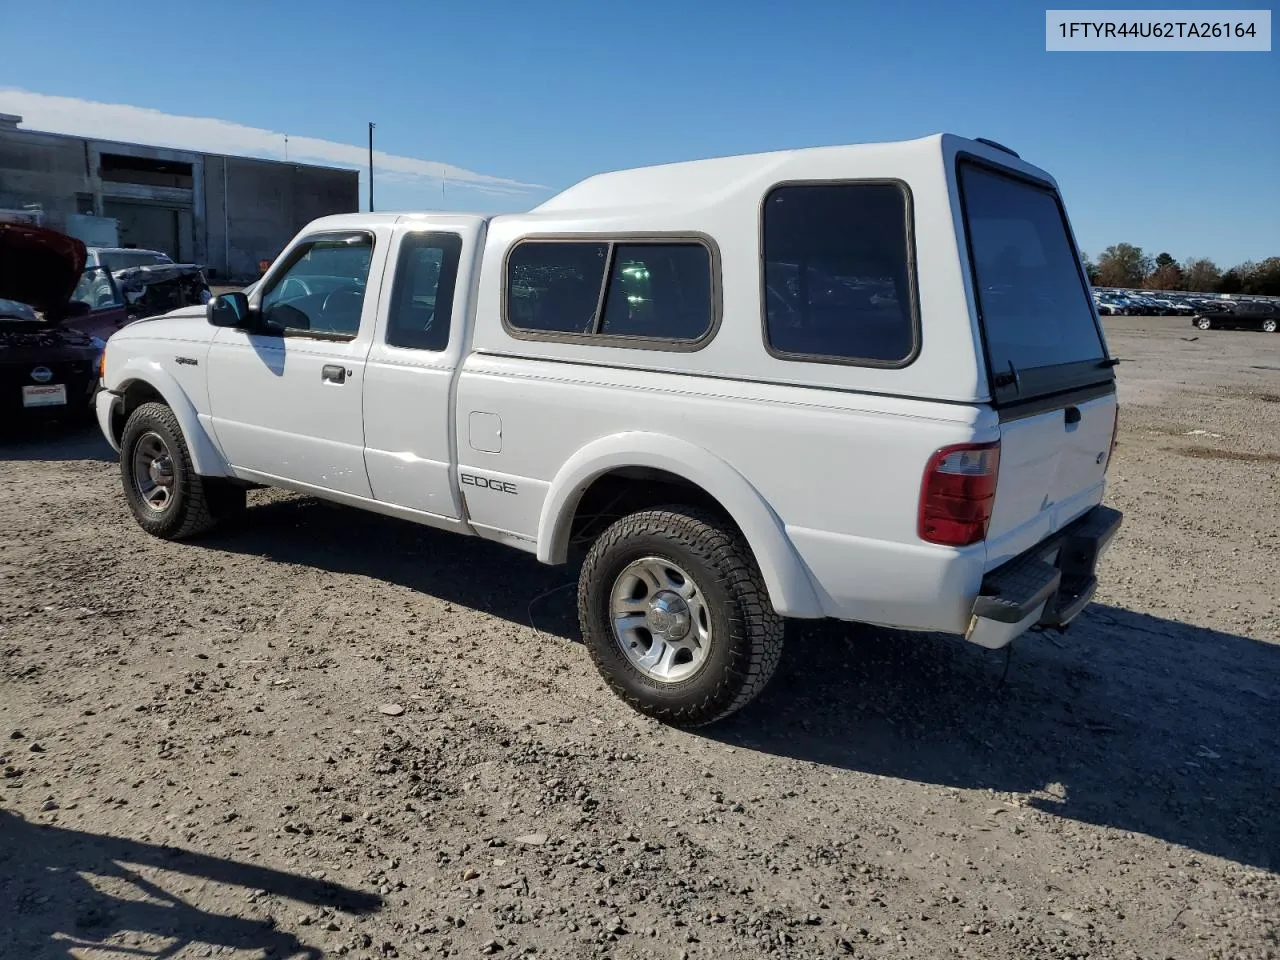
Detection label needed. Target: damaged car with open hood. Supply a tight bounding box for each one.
[80,247,213,322]
[0,223,133,427]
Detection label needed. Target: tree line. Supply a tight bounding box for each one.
[1081,245,1280,296]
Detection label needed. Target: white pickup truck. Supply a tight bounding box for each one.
[96,134,1122,727]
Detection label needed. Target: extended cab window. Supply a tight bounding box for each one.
[260,234,374,338]
[762,183,918,365]
[507,242,607,335]
[958,161,1109,402]
[386,232,463,351]
[506,240,714,344]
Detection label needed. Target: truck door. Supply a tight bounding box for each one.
[206,230,382,498]
[361,223,480,520]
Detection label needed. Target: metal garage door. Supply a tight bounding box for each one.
[102,200,182,260]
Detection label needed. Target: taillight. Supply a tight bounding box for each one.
[918,442,1001,547]
[98,345,107,381]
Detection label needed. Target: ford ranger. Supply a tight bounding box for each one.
[95,134,1122,727]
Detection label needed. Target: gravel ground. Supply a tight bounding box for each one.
[1,317,1277,960]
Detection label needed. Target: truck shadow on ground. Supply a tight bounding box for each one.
[0,809,382,959]
[709,609,1280,874]
[201,493,582,638]
[0,424,114,463]
[201,494,1279,874]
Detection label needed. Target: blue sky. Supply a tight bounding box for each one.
[2,0,1276,265]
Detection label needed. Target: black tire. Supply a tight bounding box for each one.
[119,401,245,539]
[1196,317,1212,330]
[1262,318,1278,334]
[577,505,784,727]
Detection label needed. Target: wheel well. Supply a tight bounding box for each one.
[112,380,166,446]
[566,467,737,556]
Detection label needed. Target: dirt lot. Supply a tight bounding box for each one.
[2,316,1277,960]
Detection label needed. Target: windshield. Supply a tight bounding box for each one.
[959,160,1108,401]
[99,250,174,271]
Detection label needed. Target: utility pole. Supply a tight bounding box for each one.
[368,122,375,212]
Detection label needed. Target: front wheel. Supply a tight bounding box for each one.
[120,401,245,539]
[1262,318,1277,333]
[1196,317,1212,330]
[578,505,784,727]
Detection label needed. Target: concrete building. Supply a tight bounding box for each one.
[0,114,359,280]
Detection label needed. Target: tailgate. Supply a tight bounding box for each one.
[952,153,1120,571]
[985,391,1117,567]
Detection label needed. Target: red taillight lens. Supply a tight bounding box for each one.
[918,442,1001,547]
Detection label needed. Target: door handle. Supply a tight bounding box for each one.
[1064,405,1081,425]
[321,364,347,384]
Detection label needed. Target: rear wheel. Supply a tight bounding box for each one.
[120,401,245,539]
[578,505,784,727]
[1196,317,1212,330]
[1262,318,1277,334]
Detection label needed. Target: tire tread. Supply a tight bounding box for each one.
[121,401,233,540]
[578,504,784,727]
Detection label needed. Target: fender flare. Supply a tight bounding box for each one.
[112,359,229,478]
[537,432,824,618]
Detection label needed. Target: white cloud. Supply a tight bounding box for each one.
[0,88,545,199]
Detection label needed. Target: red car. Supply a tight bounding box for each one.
[0,223,133,426]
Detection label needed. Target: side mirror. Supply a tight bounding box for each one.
[207,291,252,328]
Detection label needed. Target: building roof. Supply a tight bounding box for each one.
[0,116,357,177]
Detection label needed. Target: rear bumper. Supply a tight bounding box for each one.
[965,504,1122,650]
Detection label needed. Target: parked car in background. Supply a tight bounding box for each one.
[0,223,122,427]
[1130,295,1165,316]
[1095,294,1130,315]
[82,247,213,321]
[86,247,174,272]
[1151,298,1196,316]
[1192,300,1280,332]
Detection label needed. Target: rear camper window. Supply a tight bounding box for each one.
[762,182,919,366]
[958,161,1109,402]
